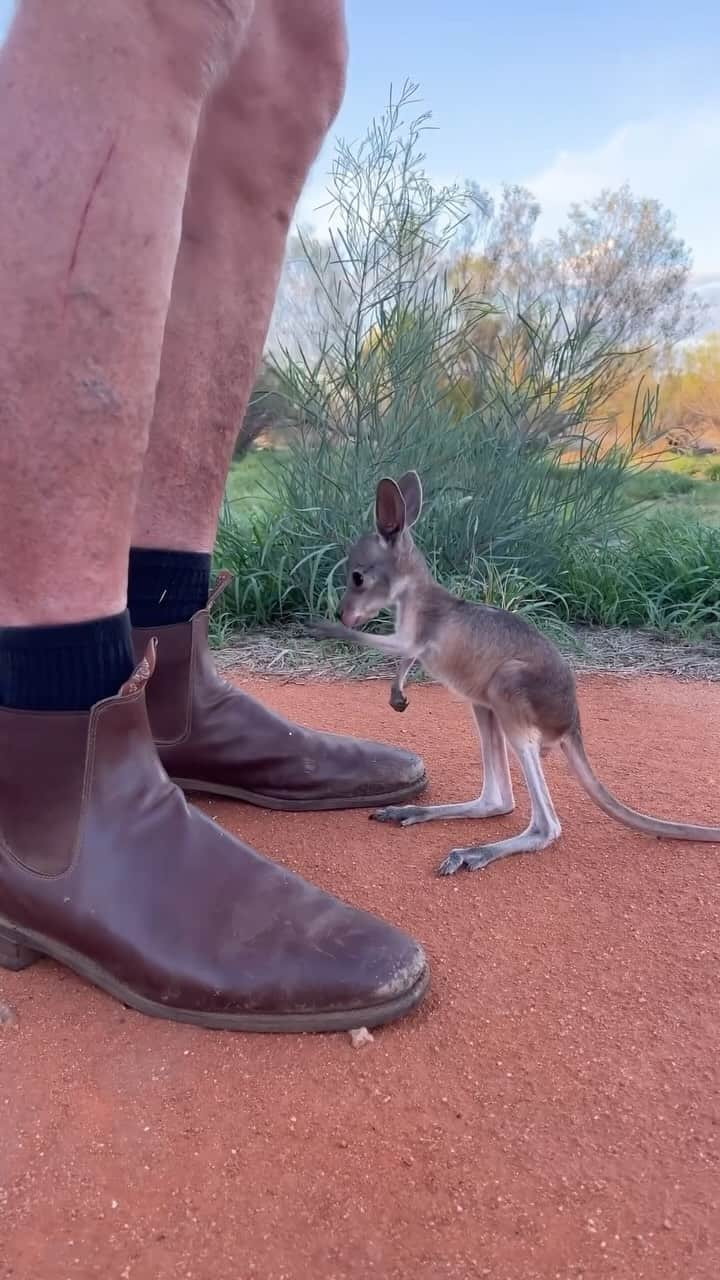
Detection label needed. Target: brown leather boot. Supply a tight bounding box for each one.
[0,643,428,1032]
[132,573,427,810]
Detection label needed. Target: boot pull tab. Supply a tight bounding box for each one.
[207,570,234,611]
[119,638,158,698]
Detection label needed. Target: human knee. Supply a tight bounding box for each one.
[144,0,255,100]
[218,0,347,193]
[272,0,348,141]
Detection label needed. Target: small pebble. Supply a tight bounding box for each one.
[0,1003,17,1028]
[349,1027,374,1048]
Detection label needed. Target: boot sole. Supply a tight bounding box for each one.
[170,772,428,811]
[0,915,429,1033]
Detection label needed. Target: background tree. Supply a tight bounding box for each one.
[242,92,704,453]
[658,332,720,440]
[539,185,703,351]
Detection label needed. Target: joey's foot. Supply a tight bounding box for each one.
[437,845,508,876]
[437,849,468,876]
[371,804,429,827]
[437,829,558,876]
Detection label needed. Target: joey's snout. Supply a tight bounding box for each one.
[337,585,378,628]
[337,601,363,628]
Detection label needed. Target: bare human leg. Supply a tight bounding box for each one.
[0,0,252,625]
[0,0,428,1031]
[132,0,346,551]
[127,0,427,811]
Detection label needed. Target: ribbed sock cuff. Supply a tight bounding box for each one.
[127,548,211,628]
[0,611,135,711]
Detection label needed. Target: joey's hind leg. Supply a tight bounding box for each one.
[471,706,514,813]
[372,706,515,825]
[438,731,561,875]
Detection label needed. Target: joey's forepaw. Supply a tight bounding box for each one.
[306,620,348,641]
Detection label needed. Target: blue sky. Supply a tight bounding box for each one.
[298,0,720,287]
[2,0,718,289]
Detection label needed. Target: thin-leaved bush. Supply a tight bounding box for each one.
[216,85,720,638]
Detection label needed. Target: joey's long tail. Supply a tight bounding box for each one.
[560,726,720,842]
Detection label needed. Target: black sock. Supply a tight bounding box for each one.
[127,548,211,628]
[0,611,135,712]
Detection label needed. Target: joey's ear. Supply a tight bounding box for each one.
[374,477,406,541]
[396,471,423,526]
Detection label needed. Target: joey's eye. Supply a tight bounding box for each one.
[351,571,364,588]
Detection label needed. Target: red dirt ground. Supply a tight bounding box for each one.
[1,673,719,1280]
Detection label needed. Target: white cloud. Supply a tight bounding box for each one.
[298,103,720,271]
[524,104,720,277]
[292,103,720,333]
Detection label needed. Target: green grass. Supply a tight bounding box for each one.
[226,449,720,529]
[224,450,283,516]
[623,468,697,501]
[664,454,720,478]
[623,462,720,527]
[556,517,720,634]
[216,448,720,642]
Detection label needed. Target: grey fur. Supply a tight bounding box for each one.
[310,472,720,875]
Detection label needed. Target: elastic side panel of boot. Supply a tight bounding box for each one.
[0,708,88,874]
[131,622,194,746]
